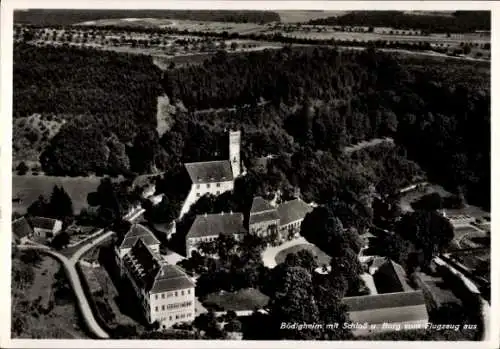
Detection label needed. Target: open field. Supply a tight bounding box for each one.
[14,257,89,339]
[12,174,102,214]
[77,18,266,35]
[276,30,490,45]
[275,243,331,266]
[203,288,269,311]
[276,11,347,23]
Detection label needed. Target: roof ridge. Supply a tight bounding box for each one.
[185,160,230,165]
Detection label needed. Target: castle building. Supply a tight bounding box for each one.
[179,130,242,218]
[115,224,195,329]
[248,196,313,241]
[185,212,246,257]
[248,196,280,237]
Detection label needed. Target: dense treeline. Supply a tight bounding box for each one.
[14,9,280,25]
[162,47,490,209]
[309,11,490,33]
[14,43,164,176]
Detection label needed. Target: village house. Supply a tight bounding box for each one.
[343,257,429,336]
[185,212,247,257]
[30,216,63,240]
[12,216,33,244]
[115,223,195,329]
[179,130,242,218]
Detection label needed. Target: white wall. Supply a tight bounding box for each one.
[180,181,234,219]
[149,287,196,329]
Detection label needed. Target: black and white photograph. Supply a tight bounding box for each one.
[1,1,496,348]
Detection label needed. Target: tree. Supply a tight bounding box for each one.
[230,42,238,51]
[49,185,74,219]
[27,195,50,217]
[411,192,443,211]
[268,265,320,339]
[16,162,29,175]
[395,210,454,268]
[51,231,70,250]
[224,319,242,333]
[193,311,225,339]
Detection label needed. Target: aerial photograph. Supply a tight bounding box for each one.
[9,7,491,343]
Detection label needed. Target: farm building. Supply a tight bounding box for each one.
[30,216,63,240]
[12,216,33,244]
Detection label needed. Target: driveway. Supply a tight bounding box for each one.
[261,237,311,268]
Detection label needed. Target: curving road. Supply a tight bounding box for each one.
[17,206,146,339]
[18,245,110,339]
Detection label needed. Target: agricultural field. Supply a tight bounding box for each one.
[276,10,347,23]
[12,174,102,214]
[76,18,267,35]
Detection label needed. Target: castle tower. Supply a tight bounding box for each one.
[229,130,241,178]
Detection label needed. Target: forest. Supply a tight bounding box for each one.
[13,44,490,211]
[14,9,281,25]
[308,11,491,33]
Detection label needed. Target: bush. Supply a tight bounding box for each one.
[16,162,29,175]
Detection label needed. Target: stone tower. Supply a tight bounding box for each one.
[229,130,241,178]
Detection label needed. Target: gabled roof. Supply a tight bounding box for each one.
[12,217,33,239]
[343,290,426,312]
[123,238,162,291]
[123,238,193,294]
[277,198,313,226]
[30,216,61,230]
[250,196,275,214]
[184,160,233,184]
[119,223,160,250]
[373,258,413,293]
[187,212,246,239]
[150,264,195,293]
[249,210,280,225]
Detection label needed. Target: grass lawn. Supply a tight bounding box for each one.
[12,174,102,214]
[275,243,331,266]
[203,288,269,312]
[13,256,90,339]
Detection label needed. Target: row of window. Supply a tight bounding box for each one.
[196,183,222,189]
[197,190,220,197]
[154,289,191,300]
[154,301,193,312]
[158,313,192,323]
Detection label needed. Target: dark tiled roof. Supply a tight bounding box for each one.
[119,224,160,250]
[12,217,33,239]
[277,199,313,226]
[150,264,195,293]
[185,160,233,184]
[250,196,275,214]
[249,210,280,225]
[373,259,413,293]
[343,290,426,312]
[123,239,193,294]
[123,238,162,291]
[30,216,60,230]
[187,212,246,239]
